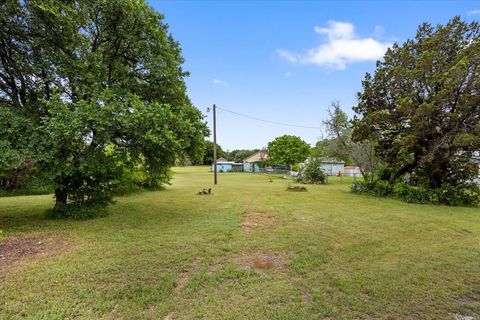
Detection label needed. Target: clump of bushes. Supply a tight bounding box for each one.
[352,178,480,207]
[298,157,327,184]
[0,172,54,197]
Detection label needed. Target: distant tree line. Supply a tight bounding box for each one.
[192,141,260,165]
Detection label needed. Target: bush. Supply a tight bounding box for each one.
[0,229,3,241]
[393,183,431,204]
[0,173,54,197]
[352,178,480,207]
[351,179,393,197]
[300,158,327,184]
[46,203,110,220]
[434,183,480,207]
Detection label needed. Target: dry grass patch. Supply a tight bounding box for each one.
[241,211,275,232]
[0,235,70,274]
[232,251,289,273]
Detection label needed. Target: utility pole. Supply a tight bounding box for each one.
[212,104,218,185]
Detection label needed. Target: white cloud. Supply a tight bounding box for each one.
[276,49,298,63]
[213,78,228,86]
[314,21,354,40]
[467,9,480,16]
[277,21,392,70]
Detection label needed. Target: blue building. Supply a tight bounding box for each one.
[211,158,243,172]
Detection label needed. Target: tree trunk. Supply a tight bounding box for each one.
[389,161,418,184]
[54,188,67,209]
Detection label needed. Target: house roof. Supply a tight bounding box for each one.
[319,157,345,164]
[243,150,268,163]
[216,157,228,162]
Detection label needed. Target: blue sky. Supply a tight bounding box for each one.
[149,0,479,151]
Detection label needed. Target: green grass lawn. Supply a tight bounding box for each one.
[1,166,479,319]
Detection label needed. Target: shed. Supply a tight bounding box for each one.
[319,159,345,176]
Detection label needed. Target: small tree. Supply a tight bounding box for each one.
[324,101,380,179]
[301,157,327,184]
[267,135,310,170]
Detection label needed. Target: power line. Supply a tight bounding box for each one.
[215,106,322,130]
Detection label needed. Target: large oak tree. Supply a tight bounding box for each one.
[0,0,208,212]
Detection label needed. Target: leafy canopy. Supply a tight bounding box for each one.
[0,0,208,213]
[267,135,310,168]
[353,17,480,188]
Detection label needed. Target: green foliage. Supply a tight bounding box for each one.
[195,140,227,165]
[0,0,208,215]
[0,174,53,197]
[267,135,310,168]
[352,178,480,206]
[300,157,327,184]
[313,139,354,166]
[353,17,480,188]
[226,149,260,163]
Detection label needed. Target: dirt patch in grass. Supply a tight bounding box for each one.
[232,251,289,273]
[0,235,70,274]
[241,211,275,232]
[174,257,201,293]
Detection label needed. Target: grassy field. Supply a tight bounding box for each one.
[1,166,479,319]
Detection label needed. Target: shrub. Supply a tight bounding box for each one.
[300,157,327,184]
[393,183,432,204]
[0,229,3,241]
[434,183,480,207]
[0,172,54,197]
[352,178,480,207]
[351,179,392,196]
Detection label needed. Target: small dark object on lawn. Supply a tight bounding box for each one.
[198,188,212,195]
[287,185,307,192]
